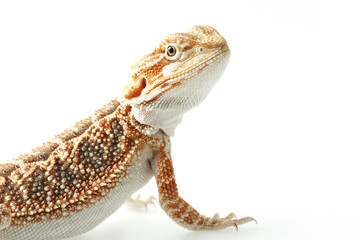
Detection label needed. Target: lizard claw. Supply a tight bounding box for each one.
[233,222,239,231]
[235,216,258,225]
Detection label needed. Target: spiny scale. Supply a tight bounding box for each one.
[0,101,146,222]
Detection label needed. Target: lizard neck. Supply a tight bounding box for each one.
[122,95,183,137]
[130,100,183,137]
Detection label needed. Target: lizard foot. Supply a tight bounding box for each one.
[0,204,11,231]
[126,194,156,210]
[203,213,257,231]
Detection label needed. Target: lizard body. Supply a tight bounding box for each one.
[0,25,255,239]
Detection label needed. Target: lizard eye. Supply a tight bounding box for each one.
[165,43,182,61]
[167,46,176,56]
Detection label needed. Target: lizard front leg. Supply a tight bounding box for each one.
[0,204,11,231]
[148,134,256,231]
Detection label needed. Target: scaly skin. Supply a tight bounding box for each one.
[0,25,255,240]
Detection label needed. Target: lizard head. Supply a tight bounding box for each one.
[122,25,230,136]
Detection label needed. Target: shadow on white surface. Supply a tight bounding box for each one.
[67,207,358,240]
[67,207,258,240]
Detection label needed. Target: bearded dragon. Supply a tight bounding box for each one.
[0,25,255,240]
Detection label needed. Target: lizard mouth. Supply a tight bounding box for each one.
[142,48,230,101]
[164,48,229,83]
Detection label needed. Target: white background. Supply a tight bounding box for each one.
[0,1,359,239]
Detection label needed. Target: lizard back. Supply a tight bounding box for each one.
[0,100,155,239]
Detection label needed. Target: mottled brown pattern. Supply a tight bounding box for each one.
[0,100,150,226]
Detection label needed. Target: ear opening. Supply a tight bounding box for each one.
[123,76,148,99]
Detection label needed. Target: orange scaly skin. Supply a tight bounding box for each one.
[0,25,255,239]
